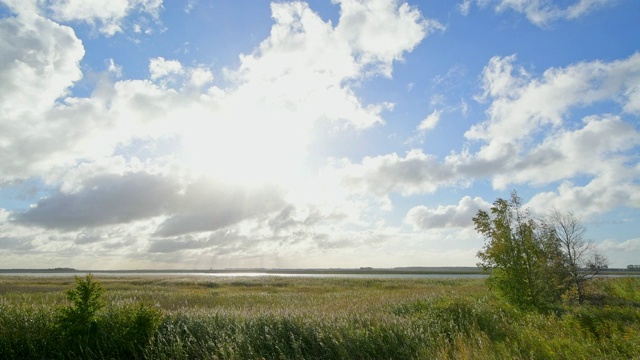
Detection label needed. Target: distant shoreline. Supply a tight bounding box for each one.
[1,267,638,276]
[0,267,482,275]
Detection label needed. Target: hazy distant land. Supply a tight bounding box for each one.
[1,266,637,275]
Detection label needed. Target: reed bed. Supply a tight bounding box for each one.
[0,275,638,359]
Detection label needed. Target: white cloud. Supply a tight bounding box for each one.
[1,0,435,185]
[0,12,86,180]
[598,238,640,268]
[457,54,640,216]
[458,0,472,15]
[0,12,84,118]
[526,179,640,217]
[417,110,441,132]
[0,0,636,270]
[0,0,456,269]
[565,0,611,19]
[467,0,614,26]
[405,196,491,230]
[107,58,123,78]
[47,0,163,36]
[149,57,184,80]
[334,0,444,77]
[186,66,214,89]
[148,58,214,91]
[337,149,460,196]
[0,0,40,15]
[1,76,189,181]
[334,53,640,221]
[467,53,640,161]
[599,238,640,252]
[232,0,434,130]
[0,0,164,36]
[492,114,640,189]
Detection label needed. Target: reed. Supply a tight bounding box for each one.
[0,275,638,359]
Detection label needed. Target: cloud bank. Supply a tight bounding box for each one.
[0,0,637,269]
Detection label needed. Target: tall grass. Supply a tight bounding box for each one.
[0,275,638,359]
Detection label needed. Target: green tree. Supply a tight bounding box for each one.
[473,191,558,308]
[58,274,105,337]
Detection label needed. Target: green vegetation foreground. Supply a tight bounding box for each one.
[1,275,639,359]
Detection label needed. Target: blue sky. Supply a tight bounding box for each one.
[1,0,639,270]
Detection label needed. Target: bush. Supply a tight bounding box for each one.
[57,274,104,339]
[54,274,164,359]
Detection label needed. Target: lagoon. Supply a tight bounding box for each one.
[0,271,490,279]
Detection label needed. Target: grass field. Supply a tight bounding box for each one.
[0,275,639,359]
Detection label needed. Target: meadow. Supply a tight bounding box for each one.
[0,274,639,359]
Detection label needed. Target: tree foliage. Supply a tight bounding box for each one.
[56,274,163,357]
[474,191,607,309]
[474,191,556,308]
[58,274,105,337]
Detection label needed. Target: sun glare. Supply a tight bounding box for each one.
[181,106,310,186]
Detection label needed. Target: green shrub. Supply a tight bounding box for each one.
[57,274,104,340]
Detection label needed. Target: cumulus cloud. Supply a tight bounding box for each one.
[333,53,640,220]
[492,114,640,189]
[148,57,213,91]
[1,0,436,186]
[149,57,183,80]
[0,0,444,265]
[233,0,435,129]
[1,77,187,181]
[526,179,640,217]
[460,54,640,217]
[405,196,491,230]
[468,53,640,160]
[0,11,83,118]
[338,149,458,196]
[335,0,444,77]
[4,0,635,269]
[0,12,90,180]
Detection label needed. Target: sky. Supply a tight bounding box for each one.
[0,0,639,270]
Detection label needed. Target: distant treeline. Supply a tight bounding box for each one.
[0,268,77,273]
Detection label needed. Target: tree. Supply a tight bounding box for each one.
[542,210,607,303]
[473,191,557,308]
[58,274,105,337]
